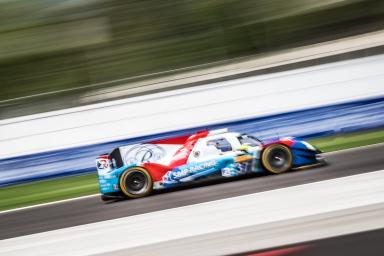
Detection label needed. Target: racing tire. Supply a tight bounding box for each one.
[119,167,153,198]
[261,144,293,174]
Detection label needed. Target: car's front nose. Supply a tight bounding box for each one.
[315,152,326,164]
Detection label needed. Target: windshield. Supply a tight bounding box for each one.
[237,134,262,147]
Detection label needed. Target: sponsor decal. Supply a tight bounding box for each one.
[123,144,166,164]
[163,160,217,181]
[193,150,200,158]
[175,160,217,177]
[96,158,113,175]
[221,167,232,177]
[97,159,109,169]
[221,163,248,177]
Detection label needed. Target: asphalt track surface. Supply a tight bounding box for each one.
[1,144,383,240]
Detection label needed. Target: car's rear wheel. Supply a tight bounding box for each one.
[119,167,153,198]
[261,144,293,174]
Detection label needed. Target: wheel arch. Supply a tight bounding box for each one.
[260,143,293,173]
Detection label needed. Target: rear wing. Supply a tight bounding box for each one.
[96,148,124,175]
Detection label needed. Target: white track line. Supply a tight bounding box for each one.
[1,169,384,256]
[1,142,383,215]
[0,194,100,215]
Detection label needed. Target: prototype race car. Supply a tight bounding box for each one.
[96,129,324,200]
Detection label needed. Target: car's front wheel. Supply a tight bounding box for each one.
[119,167,153,198]
[261,144,293,174]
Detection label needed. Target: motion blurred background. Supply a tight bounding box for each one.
[1,2,384,255]
[1,0,384,103]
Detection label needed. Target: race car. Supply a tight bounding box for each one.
[96,129,324,200]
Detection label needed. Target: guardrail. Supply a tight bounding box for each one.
[0,54,383,186]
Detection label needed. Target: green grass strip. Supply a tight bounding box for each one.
[308,129,384,152]
[1,129,384,211]
[0,174,98,211]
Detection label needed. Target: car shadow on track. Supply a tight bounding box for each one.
[107,165,327,204]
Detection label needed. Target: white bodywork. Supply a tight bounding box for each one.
[187,131,262,164]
